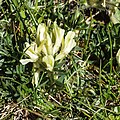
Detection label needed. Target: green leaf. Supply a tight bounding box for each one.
[0,58,4,67]
[20,10,26,18]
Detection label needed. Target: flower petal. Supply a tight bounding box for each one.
[32,69,40,87]
[42,55,54,71]
[116,49,120,66]
[64,31,76,54]
[53,22,65,55]
[25,50,38,62]
[25,42,38,53]
[55,52,66,61]
[36,23,46,45]
[45,32,53,55]
[36,23,53,55]
[37,40,46,53]
[55,31,76,61]
[20,59,33,65]
[24,42,39,62]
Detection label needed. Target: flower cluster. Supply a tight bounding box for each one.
[20,22,76,86]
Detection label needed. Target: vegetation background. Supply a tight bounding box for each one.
[0,0,120,119]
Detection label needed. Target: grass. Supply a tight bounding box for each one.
[0,0,120,119]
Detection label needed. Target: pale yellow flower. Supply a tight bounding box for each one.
[36,23,53,55]
[116,49,120,66]
[20,42,39,65]
[55,31,76,61]
[52,22,65,55]
[32,69,40,87]
[42,55,54,71]
[20,21,76,86]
